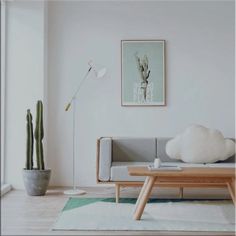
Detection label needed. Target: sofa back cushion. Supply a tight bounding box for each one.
[156,137,181,162]
[111,137,235,163]
[112,138,156,162]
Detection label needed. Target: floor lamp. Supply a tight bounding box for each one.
[64,60,107,195]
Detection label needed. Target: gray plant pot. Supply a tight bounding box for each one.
[22,169,51,196]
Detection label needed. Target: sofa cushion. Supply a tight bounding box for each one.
[157,137,181,162]
[166,125,236,163]
[110,162,149,181]
[112,138,156,162]
[218,155,235,163]
[99,138,112,181]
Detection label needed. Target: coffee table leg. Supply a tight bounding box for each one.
[134,177,149,213]
[133,176,156,220]
[227,177,235,206]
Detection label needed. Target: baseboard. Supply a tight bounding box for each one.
[1,184,12,196]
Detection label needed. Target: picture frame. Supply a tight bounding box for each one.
[121,40,166,106]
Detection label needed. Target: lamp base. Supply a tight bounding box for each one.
[63,189,86,195]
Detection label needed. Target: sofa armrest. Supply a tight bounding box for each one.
[98,137,112,181]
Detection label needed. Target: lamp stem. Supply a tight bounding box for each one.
[72,97,76,190]
[64,94,86,195]
[66,67,92,109]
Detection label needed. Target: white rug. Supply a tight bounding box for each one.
[52,198,235,232]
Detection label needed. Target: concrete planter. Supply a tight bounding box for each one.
[22,169,51,196]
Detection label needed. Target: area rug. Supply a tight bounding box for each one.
[52,198,235,232]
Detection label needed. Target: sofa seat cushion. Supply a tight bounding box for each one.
[111,162,151,181]
[110,161,235,182]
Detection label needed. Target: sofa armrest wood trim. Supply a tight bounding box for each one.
[96,138,101,183]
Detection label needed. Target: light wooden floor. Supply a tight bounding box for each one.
[1,186,234,236]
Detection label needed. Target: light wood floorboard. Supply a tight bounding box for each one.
[1,186,234,236]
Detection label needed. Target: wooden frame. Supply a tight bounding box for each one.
[96,138,235,204]
[121,39,166,107]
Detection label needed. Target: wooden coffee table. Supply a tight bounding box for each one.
[128,166,235,220]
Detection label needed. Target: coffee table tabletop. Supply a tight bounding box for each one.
[128,166,235,177]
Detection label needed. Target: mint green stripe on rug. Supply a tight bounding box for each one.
[63,197,230,211]
[63,198,101,211]
[63,198,137,211]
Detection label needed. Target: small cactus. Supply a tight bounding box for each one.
[34,100,45,170]
[26,110,34,169]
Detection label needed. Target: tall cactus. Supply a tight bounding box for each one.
[26,109,34,169]
[34,100,45,170]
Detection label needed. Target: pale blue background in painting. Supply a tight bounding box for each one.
[122,41,164,104]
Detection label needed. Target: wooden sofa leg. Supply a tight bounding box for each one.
[115,184,120,203]
[179,187,183,199]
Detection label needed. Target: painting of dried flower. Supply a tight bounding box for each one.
[121,40,165,106]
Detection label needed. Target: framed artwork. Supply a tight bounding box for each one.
[121,40,166,106]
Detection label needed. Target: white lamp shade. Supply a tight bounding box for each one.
[95,67,107,78]
[88,60,107,78]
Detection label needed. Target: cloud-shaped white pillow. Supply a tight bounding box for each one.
[166,125,235,163]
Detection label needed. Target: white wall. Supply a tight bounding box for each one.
[5,1,47,188]
[47,1,235,187]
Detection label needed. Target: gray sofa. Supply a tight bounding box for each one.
[96,137,235,202]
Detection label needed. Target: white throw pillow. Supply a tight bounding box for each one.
[166,125,235,163]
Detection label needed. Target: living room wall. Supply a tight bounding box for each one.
[4,1,47,189]
[47,1,235,187]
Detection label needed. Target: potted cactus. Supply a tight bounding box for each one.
[22,101,51,196]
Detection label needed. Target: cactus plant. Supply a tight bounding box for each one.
[34,100,45,170]
[26,109,34,169]
[23,101,51,196]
